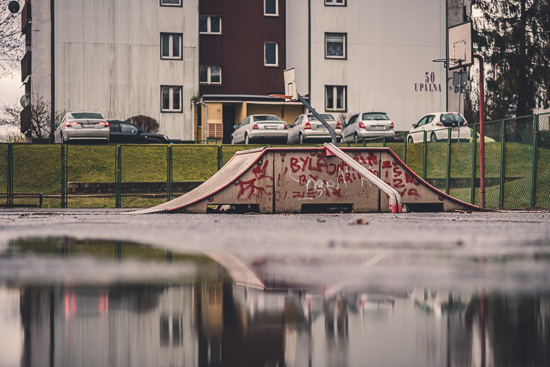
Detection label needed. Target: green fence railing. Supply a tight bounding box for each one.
[1,112,549,209]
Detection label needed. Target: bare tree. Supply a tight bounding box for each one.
[1,96,52,140]
[0,0,24,78]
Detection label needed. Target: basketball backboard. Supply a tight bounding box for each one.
[448,22,472,70]
[284,67,298,101]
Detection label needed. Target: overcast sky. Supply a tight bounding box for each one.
[0,70,23,108]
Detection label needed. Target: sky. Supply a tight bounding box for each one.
[0,70,24,108]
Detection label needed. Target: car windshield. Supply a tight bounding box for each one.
[253,115,281,122]
[308,114,335,121]
[71,112,104,119]
[362,113,389,120]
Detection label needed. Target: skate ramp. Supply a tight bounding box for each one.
[133,145,480,214]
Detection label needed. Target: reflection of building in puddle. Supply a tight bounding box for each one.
[19,284,197,367]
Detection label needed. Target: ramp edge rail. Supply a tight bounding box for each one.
[323,143,403,213]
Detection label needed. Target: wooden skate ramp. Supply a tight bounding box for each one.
[133,146,480,214]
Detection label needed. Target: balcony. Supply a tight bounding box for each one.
[21,51,31,82]
[21,0,31,34]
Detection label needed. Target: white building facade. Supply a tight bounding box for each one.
[22,0,198,140]
[286,0,449,132]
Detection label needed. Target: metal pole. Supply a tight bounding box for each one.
[217,145,223,171]
[458,71,462,142]
[474,54,486,208]
[471,121,478,204]
[167,145,173,201]
[499,120,506,209]
[531,114,539,208]
[115,146,122,208]
[60,145,67,208]
[7,144,13,206]
[422,130,427,180]
[297,94,338,144]
[446,128,451,195]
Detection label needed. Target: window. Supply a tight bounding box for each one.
[325,86,347,111]
[160,33,182,60]
[199,16,222,34]
[325,33,346,59]
[325,0,346,6]
[264,0,278,16]
[264,42,278,66]
[161,86,182,112]
[120,123,139,134]
[160,0,182,7]
[200,65,222,84]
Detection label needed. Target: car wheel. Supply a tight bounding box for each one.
[430,132,437,143]
[407,136,413,144]
[299,133,304,145]
[231,136,235,145]
[244,134,250,145]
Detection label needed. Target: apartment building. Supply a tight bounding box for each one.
[286,0,470,131]
[195,0,303,143]
[20,0,198,140]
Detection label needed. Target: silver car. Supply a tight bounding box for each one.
[407,112,471,143]
[54,112,110,144]
[341,112,395,142]
[231,114,288,144]
[287,113,342,144]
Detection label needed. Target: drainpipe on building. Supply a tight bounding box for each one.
[197,98,208,144]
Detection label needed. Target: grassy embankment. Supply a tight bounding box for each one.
[1,142,549,209]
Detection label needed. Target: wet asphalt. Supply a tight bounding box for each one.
[1,208,550,291]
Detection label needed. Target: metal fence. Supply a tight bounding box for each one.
[1,112,549,210]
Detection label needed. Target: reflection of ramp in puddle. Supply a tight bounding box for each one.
[204,251,265,290]
[133,145,480,214]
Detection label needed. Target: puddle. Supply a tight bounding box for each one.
[1,237,549,367]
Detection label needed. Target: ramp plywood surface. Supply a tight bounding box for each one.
[132,148,265,214]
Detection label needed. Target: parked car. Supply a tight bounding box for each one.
[54,112,110,144]
[341,112,395,142]
[407,112,471,143]
[231,114,288,144]
[108,120,169,144]
[287,113,342,144]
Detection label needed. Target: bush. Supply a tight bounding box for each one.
[125,115,159,133]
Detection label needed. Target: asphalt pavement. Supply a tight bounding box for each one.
[1,208,549,292]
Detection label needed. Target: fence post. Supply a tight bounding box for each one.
[167,145,173,201]
[499,120,506,209]
[217,145,223,171]
[60,145,67,208]
[115,146,122,208]
[446,128,451,195]
[470,122,478,204]
[422,131,427,180]
[7,144,13,206]
[404,134,407,164]
[531,115,539,208]
[382,136,387,147]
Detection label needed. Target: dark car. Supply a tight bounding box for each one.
[108,120,170,144]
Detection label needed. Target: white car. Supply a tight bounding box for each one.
[287,113,342,144]
[407,112,471,143]
[231,114,288,144]
[54,112,110,144]
[341,112,395,142]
